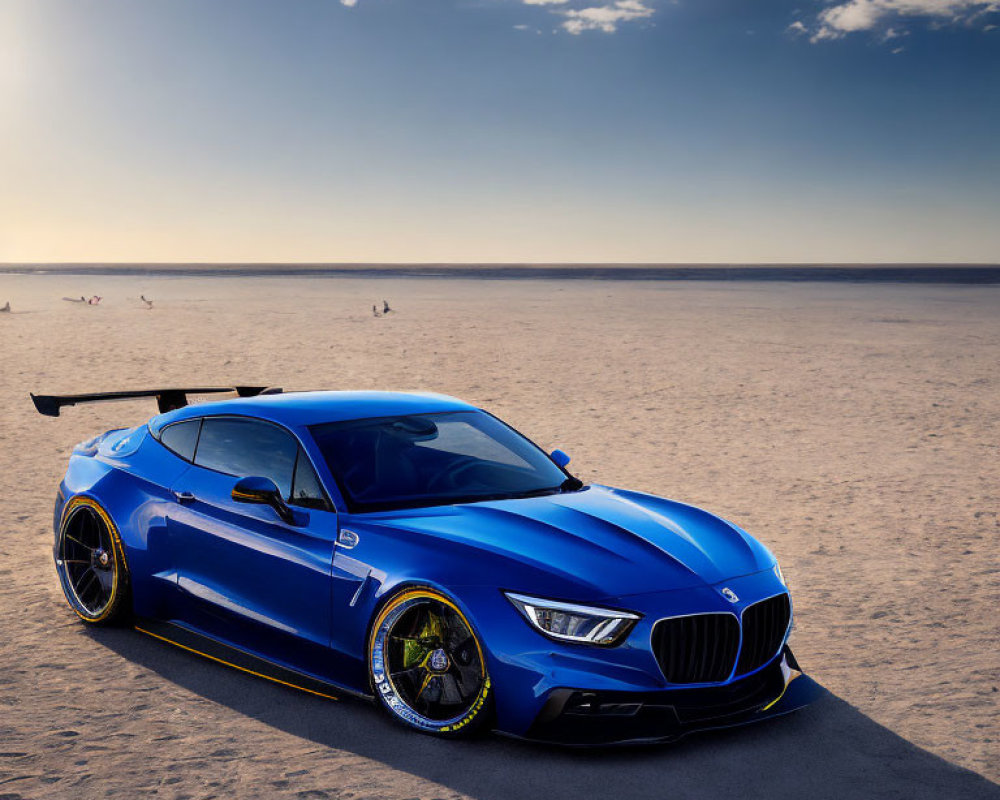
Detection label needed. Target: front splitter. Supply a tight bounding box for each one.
[510,648,822,747]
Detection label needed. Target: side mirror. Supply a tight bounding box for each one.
[550,449,571,468]
[232,476,296,525]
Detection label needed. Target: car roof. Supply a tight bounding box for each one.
[148,390,477,434]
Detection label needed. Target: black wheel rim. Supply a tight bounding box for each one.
[60,506,117,617]
[384,599,485,723]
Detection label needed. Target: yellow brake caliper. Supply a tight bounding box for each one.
[402,607,445,699]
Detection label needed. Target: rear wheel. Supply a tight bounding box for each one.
[369,588,492,737]
[56,497,131,625]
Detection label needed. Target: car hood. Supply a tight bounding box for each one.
[363,485,775,600]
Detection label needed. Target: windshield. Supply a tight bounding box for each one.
[309,410,577,512]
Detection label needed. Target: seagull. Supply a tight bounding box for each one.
[382,299,392,314]
[141,295,154,309]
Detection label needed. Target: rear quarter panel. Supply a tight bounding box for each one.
[57,426,191,619]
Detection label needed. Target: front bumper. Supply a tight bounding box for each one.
[516,646,818,745]
[449,571,815,741]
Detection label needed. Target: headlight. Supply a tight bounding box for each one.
[774,561,786,586]
[504,592,640,646]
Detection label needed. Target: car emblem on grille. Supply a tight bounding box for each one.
[721,587,739,603]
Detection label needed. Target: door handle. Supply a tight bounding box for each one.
[173,490,196,503]
[337,529,360,549]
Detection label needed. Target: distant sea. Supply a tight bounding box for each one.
[2,264,999,283]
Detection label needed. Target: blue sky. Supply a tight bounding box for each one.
[1,0,998,262]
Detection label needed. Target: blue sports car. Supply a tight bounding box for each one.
[34,386,818,744]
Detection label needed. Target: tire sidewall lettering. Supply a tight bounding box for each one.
[369,590,490,734]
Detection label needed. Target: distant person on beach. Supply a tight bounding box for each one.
[383,299,391,314]
[87,295,102,305]
[372,304,381,317]
[0,301,10,313]
[62,296,86,303]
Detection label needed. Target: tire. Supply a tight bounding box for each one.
[56,497,132,625]
[369,587,493,737]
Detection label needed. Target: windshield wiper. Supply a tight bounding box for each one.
[515,477,584,499]
[559,476,584,493]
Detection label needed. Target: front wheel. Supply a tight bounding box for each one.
[56,497,131,625]
[369,588,493,737]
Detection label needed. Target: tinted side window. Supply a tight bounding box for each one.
[159,419,201,461]
[290,449,328,510]
[195,418,298,498]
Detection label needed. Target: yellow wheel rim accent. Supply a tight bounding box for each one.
[370,588,490,732]
[58,496,126,622]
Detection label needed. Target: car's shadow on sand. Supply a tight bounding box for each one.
[90,627,998,800]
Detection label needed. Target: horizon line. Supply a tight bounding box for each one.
[4,263,1000,285]
[3,261,1000,268]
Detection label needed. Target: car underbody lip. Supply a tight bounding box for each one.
[519,647,819,746]
[132,617,372,702]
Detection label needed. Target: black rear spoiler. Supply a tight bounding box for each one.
[30,386,280,417]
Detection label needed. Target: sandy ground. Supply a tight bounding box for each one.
[0,274,997,799]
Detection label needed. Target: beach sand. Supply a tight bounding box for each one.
[0,273,997,798]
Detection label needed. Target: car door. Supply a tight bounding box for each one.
[164,416,338,678]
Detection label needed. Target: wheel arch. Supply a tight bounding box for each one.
[363,580,489,679]
[364,580,495,735]
[57,452,178,619]
[55,493,131,623]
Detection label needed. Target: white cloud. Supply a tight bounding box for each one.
[341,0,661,35]
[561,0,655,34]
[806,0,999,42]
[787,19,809,34]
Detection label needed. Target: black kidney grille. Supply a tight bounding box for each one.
[651,613,740,684]
[736,593,791,676]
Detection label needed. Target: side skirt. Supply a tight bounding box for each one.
[134,617,373,702]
